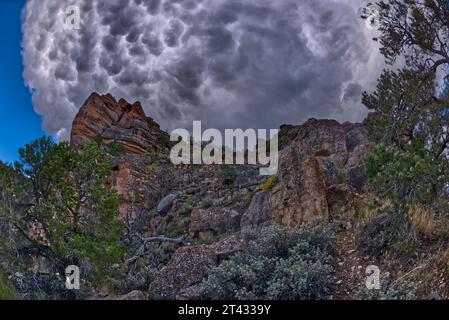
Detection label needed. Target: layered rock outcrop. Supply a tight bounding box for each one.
[71,93,169,155]
[109,154,173,219]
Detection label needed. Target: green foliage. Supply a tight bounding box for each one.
[200,226,334,300]
[375,0,449,68]
[107,140,125,156]
[157,132,171,147]
[0,137,126,291]
[175,204,193,216]
[362,69,438,147]
[362,1,449,218]
[262,176,277,193]
[147,148,168,162]
[366,146,447,210]
[0,269,18,300]
[148,162,161,172]
[164,216,190,238]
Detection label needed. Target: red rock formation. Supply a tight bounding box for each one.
[70,93,173,219]
[71,92,168,155]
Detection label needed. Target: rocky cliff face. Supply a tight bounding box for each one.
[260,119,372,229]
[240,119,372,232]
[70,93,372,299]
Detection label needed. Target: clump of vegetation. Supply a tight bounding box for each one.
[147,148,168,161]
[366,147,446,210]
[359,277,419,300]
[360,212,419,257]
[156,132,171,148]
[362,1,449,207]
[118,239,180,294]
[262,176,277,193]
[200,226,334,300]
[175,204,193,216]
[107,140,125,156]
[336,169,348,184]
[201,198,214,209]
[164,216,190,238]
[148,162,162,172]
[218,165,237,185]
[0,269,18,300]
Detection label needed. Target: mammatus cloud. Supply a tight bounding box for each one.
[22,0,384,140]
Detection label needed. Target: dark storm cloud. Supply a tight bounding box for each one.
[22,0,383,141]
[163,20,184,47]
[343,83,364,102]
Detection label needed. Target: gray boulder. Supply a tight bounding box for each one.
[157,193,177,215]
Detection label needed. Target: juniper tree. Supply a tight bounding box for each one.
[363,0,449,210]
[0,137,125,292]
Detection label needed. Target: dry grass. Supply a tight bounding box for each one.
[350,194,449,298]
[354,193,393,222]
[356,195,447,238]
[409,205,449,238]
[409,205,438,236]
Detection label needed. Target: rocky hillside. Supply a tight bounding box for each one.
[68,93,449,301]
[69,93,380,299]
